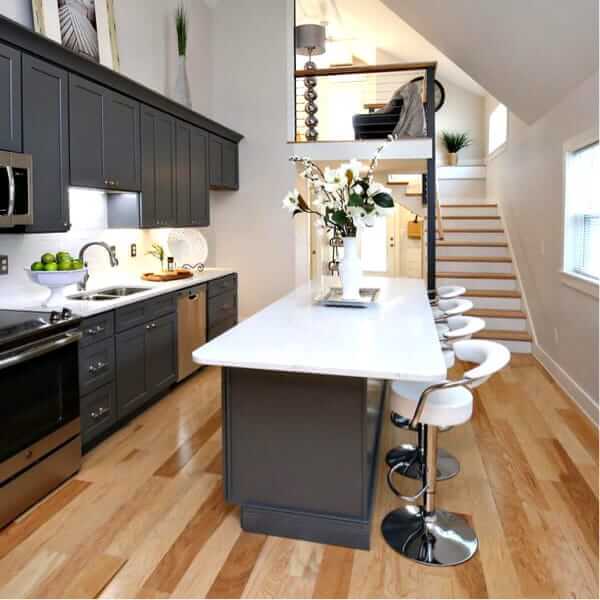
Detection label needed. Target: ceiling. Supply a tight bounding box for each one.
[296,0,486,96]
[381,0,599,123]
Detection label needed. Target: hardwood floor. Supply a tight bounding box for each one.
[0,357,597,598]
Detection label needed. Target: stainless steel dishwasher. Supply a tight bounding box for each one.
[177,284,207,381]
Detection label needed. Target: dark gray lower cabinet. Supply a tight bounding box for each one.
[0,41,21,152]
[146,313,178,393]
[81,382,117,446]
[209,134,239,191]
[22,55,70,233]
[207,275,238,340]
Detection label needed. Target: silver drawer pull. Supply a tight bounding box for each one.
[86,325,105,336]
[91,406,109,420]
[89,361,107,374]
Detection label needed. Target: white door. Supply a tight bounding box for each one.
[359,210,398,277]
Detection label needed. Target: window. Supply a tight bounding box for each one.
[488,103,508,155]
[563,135,600,293]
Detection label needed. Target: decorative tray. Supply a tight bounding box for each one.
[316,287,380,308]
[142,269,193,282]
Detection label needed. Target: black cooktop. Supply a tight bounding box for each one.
[0,309,81,353]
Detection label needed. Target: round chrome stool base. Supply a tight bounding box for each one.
[385,445,460,481]
[381,506,478,566]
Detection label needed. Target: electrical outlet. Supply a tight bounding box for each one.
[130,243,137,258]
[0,255,7,276]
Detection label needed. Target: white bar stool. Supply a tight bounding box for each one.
[433,298,474,320]
[429,285,466,307]
[386,316,486,482]
[382,340,511,566]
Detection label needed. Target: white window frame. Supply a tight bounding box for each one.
[487,103,508,160]
[561,129,599,299]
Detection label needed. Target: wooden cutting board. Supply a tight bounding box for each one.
[141,269,193,282]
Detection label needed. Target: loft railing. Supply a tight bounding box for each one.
[294,61,437,143]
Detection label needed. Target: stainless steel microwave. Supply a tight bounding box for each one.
[0,151,33,227]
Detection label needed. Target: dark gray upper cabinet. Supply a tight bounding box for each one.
[209,134,239,191]
[146,313,177,394]
[0,42,21,152]
[176,120,209,227]
[140,105,176,228]
[69,74,140,191]
[22,55,70,233]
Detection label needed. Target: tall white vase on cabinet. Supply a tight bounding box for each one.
[174,55,192,108]
[339,236,362,300]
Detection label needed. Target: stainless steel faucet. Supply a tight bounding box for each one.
[77,242,119,290]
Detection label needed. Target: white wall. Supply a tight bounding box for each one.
[486,73,599,420]
[208,0,296,319]
[0,0,33,28]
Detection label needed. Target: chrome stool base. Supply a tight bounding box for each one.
[381,505,478,566]
[385,445,460,481]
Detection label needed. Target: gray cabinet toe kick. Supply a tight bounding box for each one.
[222,367,386,550]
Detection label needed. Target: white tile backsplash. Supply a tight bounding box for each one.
[0,188,213,302]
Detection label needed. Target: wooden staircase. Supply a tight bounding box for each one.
[432,200,533,353]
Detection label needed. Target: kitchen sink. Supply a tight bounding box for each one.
[68,287,150,301]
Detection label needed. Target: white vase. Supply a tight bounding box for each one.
[339,236,362,300]
[174,55,192,108]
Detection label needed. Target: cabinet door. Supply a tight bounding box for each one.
[209,134,223,188]
[155,113,176,226]
[146,313,177,394]
[115,324,148,418]
[222,140,239,190]
[22,55,70,233]
[190,127,210,226]
[0,42,21,152]
[140,106,157,227]
[104,91,140,191]
[69,74,105,188]
[175,120,192,227]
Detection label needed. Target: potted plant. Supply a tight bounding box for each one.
[174,4,191,108]
[441,131,472,166]
[283,141,395,300]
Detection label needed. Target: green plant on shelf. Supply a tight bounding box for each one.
[440,131,472,153]
[146,243,165,272]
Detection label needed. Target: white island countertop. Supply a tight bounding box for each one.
[193,276,446,382]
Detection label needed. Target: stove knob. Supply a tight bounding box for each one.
[49,311,61,324]
[61,307,73,320]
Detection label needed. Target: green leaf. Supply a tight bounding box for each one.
[330,210,350,227]
[371,193,394,208]
[348,193,364,207]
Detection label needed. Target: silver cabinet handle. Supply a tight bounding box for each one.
[86,324,105,336]
[151,322,157,329]
[88,360,107,374]
[0,330,82,371]
[91,406,109,420]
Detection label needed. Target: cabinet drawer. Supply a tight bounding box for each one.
[81,382,117,446]
[208,315,237,341]
[208,289,237,325]
[80,312,114,347]
[79,337,115,396]
[115,302,147,332]
[146,293,176,320]
[208,274,237,298]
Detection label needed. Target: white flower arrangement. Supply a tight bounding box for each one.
[283,141,395,237]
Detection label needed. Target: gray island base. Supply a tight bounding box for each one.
[222,367,385,550]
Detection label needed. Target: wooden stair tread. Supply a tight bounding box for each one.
[442,215,501,220]
[437,256,512,263]
[438,271,517,280]
[474,330,532,342]
[388,180,410,186]
[464,289,522,298]
[467,308,527,319]
[440,203,498,208]
[437,241,508,247]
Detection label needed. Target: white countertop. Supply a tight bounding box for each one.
[193,277,446,382]
[0,268,235,318]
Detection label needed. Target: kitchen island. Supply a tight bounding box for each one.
[192,277,446,549]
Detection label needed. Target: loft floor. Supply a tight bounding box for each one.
[0,359,597,598]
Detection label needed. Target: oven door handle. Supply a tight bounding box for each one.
[0,329,82,371]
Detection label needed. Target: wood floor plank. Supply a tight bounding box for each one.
[59,553,126,599]
[206,531,267,598]
[312,546,354,598]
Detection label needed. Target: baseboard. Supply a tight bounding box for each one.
[533,343,599,425]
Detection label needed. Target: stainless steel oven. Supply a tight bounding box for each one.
[0,151,33,227]
[0,324,82,529]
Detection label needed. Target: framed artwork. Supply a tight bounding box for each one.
[32,0,120,71]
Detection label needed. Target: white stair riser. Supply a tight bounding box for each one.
[480,317,528,331]
[436,261,513,274]
[437,180,486,199]
[477,339,532,354]
[464,296,522,310]
[441,207,498,217]
[438,277,518,291]
[438,232,506,242]
[442,219,502,228]
[436,246,510,257]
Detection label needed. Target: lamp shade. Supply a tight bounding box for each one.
[295,24,326,56]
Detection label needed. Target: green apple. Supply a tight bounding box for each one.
[41,252,56,265]
[30,261,44,272]
[71,259,84,270]
[44,262,58,272]
[57,259,72,271]
[56,251,71,263]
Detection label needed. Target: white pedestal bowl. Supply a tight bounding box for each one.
[25,268,88,307]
